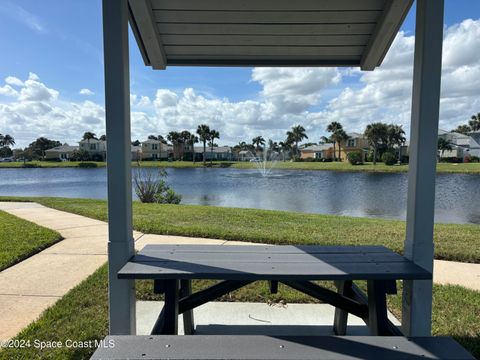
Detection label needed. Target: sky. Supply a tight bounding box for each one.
[0,1,480,148]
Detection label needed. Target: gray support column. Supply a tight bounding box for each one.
[102,0,136,335]
[402,0,444,336]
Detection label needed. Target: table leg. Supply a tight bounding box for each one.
[367,280,390,335]
[180,279,195,335]
[162,279,179,335]
[333,280,353,335]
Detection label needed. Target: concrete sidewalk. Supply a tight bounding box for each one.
[0,201,479,340]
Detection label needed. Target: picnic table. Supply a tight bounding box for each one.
[118,244,431,336]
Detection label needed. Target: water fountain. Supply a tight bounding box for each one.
[246,143,280,177]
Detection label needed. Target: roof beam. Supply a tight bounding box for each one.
[360,0,413,70]
[128,0,166,69]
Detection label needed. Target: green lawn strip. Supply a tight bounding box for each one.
[1,160,480,174]
[1,197,478,263]
[0,210,62,271]
[2,266,478,359]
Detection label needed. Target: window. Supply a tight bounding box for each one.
[152,144,158,150]
[90,144,96,150]
[347,139,356,147]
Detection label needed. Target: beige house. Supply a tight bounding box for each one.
[79,138,107,161]
[340,132,370,161]
[45,144,79,161]
[141,139,169,160]
[300,144,334,160]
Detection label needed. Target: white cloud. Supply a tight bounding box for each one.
[79,88,94,96]
[0,84,18,97]
[5,76,24,87]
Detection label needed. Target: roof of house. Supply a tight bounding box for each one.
[194,146,232,153]
[142,139,162,144]
[301,144,332,152]
[79,138,105,144]
[347,132,364,139]
[45,145,79,153]
[128,0,413,70]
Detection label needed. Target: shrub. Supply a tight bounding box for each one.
[78,162,98,168]
[381,151,396,165]
[70,149,91,161]
[133,169,182,204]
[469,155,480,163]
[347,151,363,165]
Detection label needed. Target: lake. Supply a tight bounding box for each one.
[0,167,479,224]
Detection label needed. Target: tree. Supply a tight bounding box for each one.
[99,134,107,141]
[82,132,97,143]
[209,129,220,164]
[252,136,266,155]
[364,123,389,165]
[26,137,62,159]
[469,113,480,131]
[131,140,141,146]
[148,135,158,140]
[278,141,290,161]
[386,124,406,148]
[453,125,471,135]
[437,138,453,159]
[196,124,211,165]
[286,125,308,158]
[167,131,183,160]
[326,122,343,161]
[0,134,15,147]
[331,129,349,161]
[183,132,199,162]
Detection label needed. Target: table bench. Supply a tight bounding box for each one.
[91,335,474,359]
[118,244,431,336]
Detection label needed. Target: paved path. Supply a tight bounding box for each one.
[0,201,479,340]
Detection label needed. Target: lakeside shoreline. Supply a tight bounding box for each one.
[1,160,480,174]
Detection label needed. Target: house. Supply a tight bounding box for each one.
[300,144,334,160]
[45,144,79,161]
[337,132,369,161]
[79,138,107,161]
[467,130,480,158]
[194,146,233,161]
[141,139,169,160]
[131,145,142,161]
[438,129,471,159]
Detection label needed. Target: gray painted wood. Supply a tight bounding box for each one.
[161,34,371,47]
[92,335,475,359]
[102,0,136,335]
[150,0,386,11]
[157,23,376,35]
[154,10,381,24]
[164,45,364,57]
[140,244,391,254]
[402,0,444,337]
[361,0,413,70]
[129,0,166,69]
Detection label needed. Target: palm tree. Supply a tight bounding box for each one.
[364,123,389,165]
[326,122,343,161]
[438,138,453,159]
[209,129,220,164]
[278,141,289,161]
[0,134,15,147]
[82,132,97,143]
[147,135,158,140]
[331,130,349,161]
[185,133,199,163]
[286,125,308,158]
[196,124,211,165]
[99,134,107,141]
[167,131,182,160]
[252,136,266,155]
[469,113,480,131]
[454,125,471,135]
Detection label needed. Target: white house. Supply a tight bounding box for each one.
[44,144,79,161]
[79,138,107,161]
[141,139,169,160]
[467,130,480,158]
[438,129,479,160]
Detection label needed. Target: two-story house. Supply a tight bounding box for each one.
[141,139,169,160]
[79,139,107,161]
[340,132,370,161]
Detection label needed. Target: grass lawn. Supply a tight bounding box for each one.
[1,197,478,263]
[0,210,62,271]
[1,160,480,174]
[1,264,478,359]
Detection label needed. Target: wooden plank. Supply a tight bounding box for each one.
[118,260,432,281]
[154,10,381,24]
[164,45,364,56]
[129,0,166,69]
[157,23,376,35]
[166,57,361,67]
[92,335,475,359]
[132,252,407,264]
[161,34,370,46]
[151,0,386,12]
[140,244,392,254]
[361,0,413,70]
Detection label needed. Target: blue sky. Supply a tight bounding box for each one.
[1,1,480,147]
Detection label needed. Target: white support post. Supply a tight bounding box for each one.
[402,0,444,336]
[102,0,136,335]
